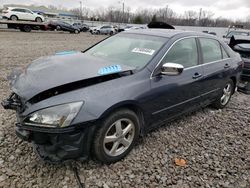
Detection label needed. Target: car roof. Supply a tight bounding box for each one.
[9,7,31,10]
[124,29,217,39]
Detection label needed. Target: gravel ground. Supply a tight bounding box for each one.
[0,30,249,188]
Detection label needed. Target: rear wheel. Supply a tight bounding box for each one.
[97,30,100,35]
[10,15,18,21]
[20,25,32,32]
[93,109,140,164]
[35,17,42,23]
[110,31,114,35]
[74,29,80,34]
[211,79,234,109]
[56,26,61,31]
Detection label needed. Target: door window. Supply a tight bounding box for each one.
[199,38,222,63]
[221,45,229,59]
[12,9,25,13]
[162,38,198,68]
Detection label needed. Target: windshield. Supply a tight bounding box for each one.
[85,33,167,69]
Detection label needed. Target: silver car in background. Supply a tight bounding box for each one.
[90,25,116,35]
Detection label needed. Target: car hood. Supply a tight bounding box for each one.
[9,51,135,102]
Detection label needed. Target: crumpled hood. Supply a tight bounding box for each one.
[9,52,135,101]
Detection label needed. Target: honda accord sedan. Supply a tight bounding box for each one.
[2,30,243,164]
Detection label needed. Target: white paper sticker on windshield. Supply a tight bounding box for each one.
[132,48,155,55]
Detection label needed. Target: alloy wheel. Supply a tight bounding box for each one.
[221,83,232,105]
[103,118,135,157]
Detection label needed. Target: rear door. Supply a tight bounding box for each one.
[148,37,204,126]
[12,9,26,20]
[198,38,232,103]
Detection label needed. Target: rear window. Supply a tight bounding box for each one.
[200,38,222,63]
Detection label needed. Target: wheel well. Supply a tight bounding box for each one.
[10,15,18,19]
[230,76,236,93]
[100,104,146,135]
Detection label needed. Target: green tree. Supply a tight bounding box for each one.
[133,15,143,24]
[152,14,157,22]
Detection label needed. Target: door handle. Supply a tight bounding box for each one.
[224,64,230,69]
[192,73,203,79]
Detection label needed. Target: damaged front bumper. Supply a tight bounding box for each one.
[15,123,96,164]
[2,93,97,163]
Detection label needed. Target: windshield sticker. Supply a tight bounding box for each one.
[55,51,78,55]
[132,48,155,55]
[98,65,122,75]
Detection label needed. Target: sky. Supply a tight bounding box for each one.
[1,0,250,21]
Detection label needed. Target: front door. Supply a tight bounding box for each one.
[148,37,204,127]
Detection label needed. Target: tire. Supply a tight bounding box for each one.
[10,15,18,21]
[35,17,42,23]
[93,109,140,164]
[21,25,32,32]
[56,26,61,31]
[97,30,100,35]
[74,29,80,34]
[110,31,114,35]
[211,79,234,109]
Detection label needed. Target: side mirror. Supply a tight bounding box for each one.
[161,63,184,76]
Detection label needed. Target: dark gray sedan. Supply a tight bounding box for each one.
[2,30,243,164]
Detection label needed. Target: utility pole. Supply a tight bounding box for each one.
[79,1,82,20]
[118,1,125,23]
[122,2,124,23]
[198,8,202,26]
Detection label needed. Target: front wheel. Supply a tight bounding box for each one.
[35,17,42,22]
[211,79,234,109]
[93,109,140,164]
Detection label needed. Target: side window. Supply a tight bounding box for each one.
[162,38,198,68]
[221,45,229,59]
[12,9,22,12]
[200,38,222,63]
[25,10,33,14]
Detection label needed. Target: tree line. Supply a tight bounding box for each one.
[58,5,250,28]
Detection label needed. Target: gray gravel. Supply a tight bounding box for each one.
[0,30,249,188]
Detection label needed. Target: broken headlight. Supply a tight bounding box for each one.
[23,102,83,128]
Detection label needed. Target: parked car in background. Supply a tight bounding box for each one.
[2,30,242,164]
[48,21,80,34]
[1,7,45,22]
[229,35,250,94]
[223,30,250,44]
[72,22,89,32]
[90,25,116,35]
[118,25,147,32]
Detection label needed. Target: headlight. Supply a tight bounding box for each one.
[23,102,83,128]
